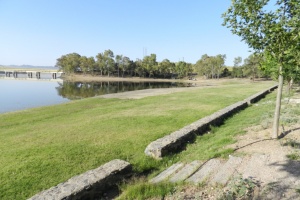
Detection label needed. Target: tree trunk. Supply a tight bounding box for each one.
[272,65,284,138]
[288,78,293,95]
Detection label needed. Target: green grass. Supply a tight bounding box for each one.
[286,153,300,160]
[0,81,275,199]
[119,87,279,199]
[117,179,180,200]
[173,92,277,162]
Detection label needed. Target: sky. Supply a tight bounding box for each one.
[0,0,253,67]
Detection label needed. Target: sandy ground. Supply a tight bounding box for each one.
[100,87,204,99]
[227,124,300,199]
[63,74,257,84]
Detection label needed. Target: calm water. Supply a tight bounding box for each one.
[0,76,191,114]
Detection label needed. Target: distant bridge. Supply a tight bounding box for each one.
[0,68,64,79]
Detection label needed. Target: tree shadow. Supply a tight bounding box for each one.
[258,181,300,200]
[278,126,300,139]
[264,159,300,198]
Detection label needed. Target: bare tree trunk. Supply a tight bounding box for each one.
[272,65,283,138]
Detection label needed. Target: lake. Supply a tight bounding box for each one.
[0,75,192,114]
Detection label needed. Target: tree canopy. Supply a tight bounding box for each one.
[222,0,300,138]
[194,54,226,79]
[56,50,199,79]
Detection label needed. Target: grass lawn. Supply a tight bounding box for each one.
[0,80,275,199]
[118,88,282,200]
[118,85,300,200]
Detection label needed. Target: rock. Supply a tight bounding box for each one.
[28,159,132,200]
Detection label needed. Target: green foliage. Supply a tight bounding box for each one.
[142,54,157,78]
[56,52,81,74]
[56,50,197,79]
[234,57,242,67]
[286,153,300,160]
[117,180,178,200]
[222,0,300,138]
[243,54,264,80]
[231,66,244,78]
[220,175,258,200]
[282,138,300,149]
[194,54,226,79]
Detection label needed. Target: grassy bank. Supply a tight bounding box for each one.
[118,86,300,200]
[0,81,275,199]
[118,90,280,200]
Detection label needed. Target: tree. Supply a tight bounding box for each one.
[56,53,81,74]
[80,56,95,74]
[194,54,212,79]
[96,50,115,77]
[115,54,123,77]
[234,57,242,67]
[232,56,243,78]
[243,54,263,81]
[194,54,226,79]
[158,59,175,78]
[175,61,190,78]
[103,50,115,77]
[121,56,131,77]
[261,50,300,92]
[215,54,226,79]
[222,0,300,138]
[95,53,105,76]
[132,59,144,77]
[142,54,157,78]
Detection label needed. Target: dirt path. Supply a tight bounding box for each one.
[99,87,203,99]
[227,124,300,199]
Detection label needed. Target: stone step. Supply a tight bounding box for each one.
[186,159,222,184]
[150,162,184,183]
[239,154,274,183]
[169,160,203,183]
[211,156,243,185]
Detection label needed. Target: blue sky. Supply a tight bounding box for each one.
[0,0,252,66]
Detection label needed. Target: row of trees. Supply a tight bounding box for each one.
[58,50,292,81]
[231,54,264,80]
[56,50,194,79]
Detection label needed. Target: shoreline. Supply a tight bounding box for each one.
[62,74,257,85]
[63,74,187,83]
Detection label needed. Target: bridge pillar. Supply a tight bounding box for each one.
[27,72,33,78]
[36,72,41,79]
[52,73,57,79]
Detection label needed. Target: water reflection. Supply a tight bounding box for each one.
[56,81,193,100]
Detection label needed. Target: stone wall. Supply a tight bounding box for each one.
[145,85,278,159]
[28,159,132,200]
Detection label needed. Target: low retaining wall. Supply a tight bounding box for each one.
[145,85,278,159]
[29,159,132,200]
